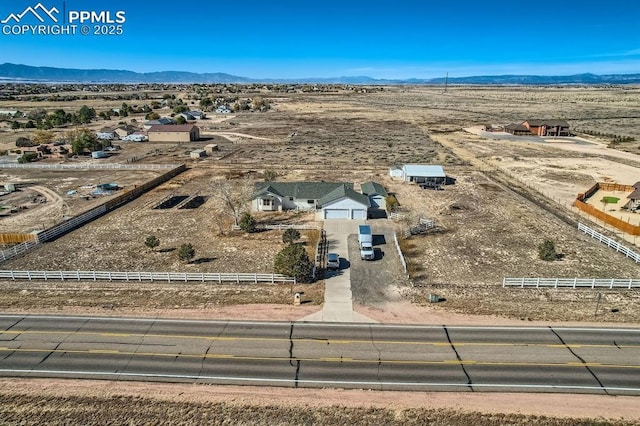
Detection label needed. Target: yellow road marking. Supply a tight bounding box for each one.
[0,330,638,350]
[0,347,637,369]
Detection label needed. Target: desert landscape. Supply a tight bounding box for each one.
[1,83,640,423]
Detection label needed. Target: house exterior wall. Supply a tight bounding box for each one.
[369,194,386,209]
[148,129,198,143]
[320,197,368,218]
[253,195,283,212]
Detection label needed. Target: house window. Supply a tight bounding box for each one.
[262,199,272,206]
[307,200,315,204]
[289,197,294,201]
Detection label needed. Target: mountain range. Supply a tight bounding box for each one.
[1,63,639,85]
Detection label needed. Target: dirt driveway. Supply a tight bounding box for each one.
[348,221,409,306]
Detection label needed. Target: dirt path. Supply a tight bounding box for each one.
[0,185,66,232]
[204,131,273,142]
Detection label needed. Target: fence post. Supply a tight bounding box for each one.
[254,273,257,284]
[536,278,540,289]
[44,271,47,281]
[236,273,240,284]
[60,270,63,281]
[10,270,14,280]
[502,277,505,288]
[610,278,614,289]
[554,278,558,289]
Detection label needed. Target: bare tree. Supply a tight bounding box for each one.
[209,176,254,227]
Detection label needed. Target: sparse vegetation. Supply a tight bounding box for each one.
[238,212,257,233]
[144,235,160,252]
[282,228,300,245]
[177,243,195,263]
[538,240,558,261]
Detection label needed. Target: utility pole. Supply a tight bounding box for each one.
[443,72,448,93]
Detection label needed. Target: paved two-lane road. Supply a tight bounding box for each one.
[1,314,639,395]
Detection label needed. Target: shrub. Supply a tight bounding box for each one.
[178,243,195,263]
[274,244,313,283]
[538,240,557,261]
[239,212,257,233]
[15,137,34,147]
[282,228,301,245]
[144,235,160,252]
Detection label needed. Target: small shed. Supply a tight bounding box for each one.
[190,149,206,159]
[91,151,106,159]
[204,144,219,154]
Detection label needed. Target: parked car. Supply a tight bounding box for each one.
[327,253,340,270]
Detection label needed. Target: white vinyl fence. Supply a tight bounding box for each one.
[0,270,296,284]
[503,277,640,289]
[0,163,178,170]
[393,233,408,274]
[578,222,640,263]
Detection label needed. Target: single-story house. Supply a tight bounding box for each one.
[391,164,446,186]
[188,110,206,120]
[114,126,135,139]
[505,123,531,136]
[96,128,117,140]
[143,117,175,130]
[190,149,206,159]
[361,181,388,210]
[252,182,370,220]
[216,106,231,114]
[122,132,148,142]
[522,119,570,137]
[147,125,200,143]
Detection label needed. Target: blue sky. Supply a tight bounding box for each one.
[0,0,638,78]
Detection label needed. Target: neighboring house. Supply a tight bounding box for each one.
[179,112,197,121]
[252,181,370,220]
[122,132,148,142]
[389,165,404,179]
[114,126,136,139]
[96,128,117,140]
[391,164,446,186]
[505,123,531,136]
[216,105,231,114]
[147,125,200,143]
[626,182,640,210]
[361,181,388,210]
[143,117,175,130]
[522,119,570,137]
[188,110,206,120]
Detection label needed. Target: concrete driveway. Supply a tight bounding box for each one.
[300,220,375,323]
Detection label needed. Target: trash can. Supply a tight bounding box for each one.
[294,293,301,306]
[428,294,440,303]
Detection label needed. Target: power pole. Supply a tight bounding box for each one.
[443,72,448,93]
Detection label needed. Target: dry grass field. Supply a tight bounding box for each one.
[2,85,640,422]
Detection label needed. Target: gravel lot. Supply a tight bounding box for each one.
[348,221,409,306]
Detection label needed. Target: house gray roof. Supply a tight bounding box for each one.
[628,188,640,200]
[633,182,640,190]
[145,118,175,126]
[318,184,370,207]
[254,182,353,200]
[524,119,570,127]
[361,181,388,197]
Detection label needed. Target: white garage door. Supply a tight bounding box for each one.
[324,209,349,219]
[351,209,366,220]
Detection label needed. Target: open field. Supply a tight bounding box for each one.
[0,85,639,324]
[2,84,640,422]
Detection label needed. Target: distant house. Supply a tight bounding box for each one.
[96,128,117,140]
[148,125,200,143]
[216,106,231,114]
[114,126,136,139]
[122,132,148,142]
[626,182,640,211]
[143,117,175,130]
[522,119,570,137]
[252,182,370,220]
[361,181,389,210]
[505,123,531,136]
[188,110,206,120]
[391,164,446,187]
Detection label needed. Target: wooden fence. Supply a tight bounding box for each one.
[574,182,640,235]
[232,223,322,231]
[0,270,295,284]
[0,233,36,244]
[503,277,640,289]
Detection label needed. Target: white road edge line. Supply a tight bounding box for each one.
[1,369,639,392]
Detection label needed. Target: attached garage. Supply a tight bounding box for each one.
[351,209,366,220]
[324,209,349,219]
